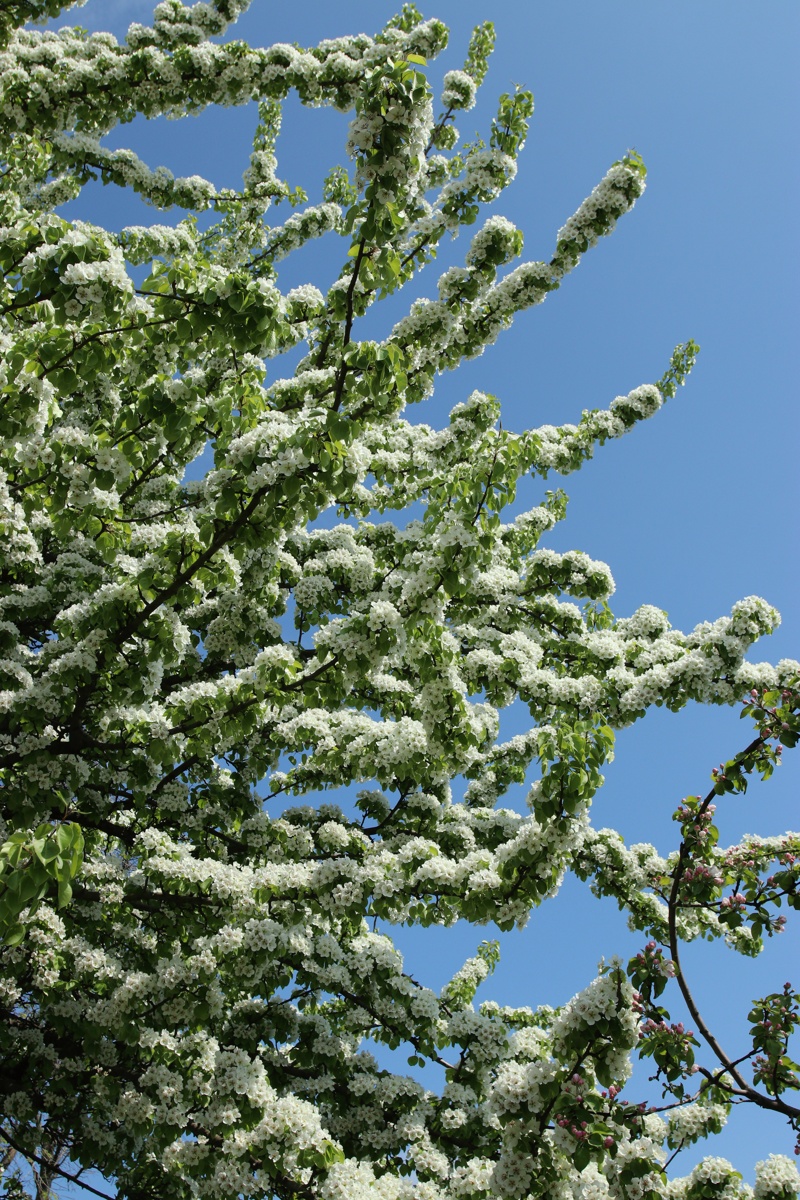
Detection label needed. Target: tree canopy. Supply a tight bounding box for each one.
[0,2,799,1198]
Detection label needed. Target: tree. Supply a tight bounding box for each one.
[0,1,799,1197]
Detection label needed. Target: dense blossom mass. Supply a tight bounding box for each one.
[0,2,799,1199]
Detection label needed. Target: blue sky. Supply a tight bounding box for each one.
[44,0,800,1186]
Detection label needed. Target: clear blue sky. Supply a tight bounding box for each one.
[48,0,800,1185]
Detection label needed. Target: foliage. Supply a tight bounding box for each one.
[0,2,798,1198]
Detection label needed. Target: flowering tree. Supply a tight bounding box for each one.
[0,2,799,1198]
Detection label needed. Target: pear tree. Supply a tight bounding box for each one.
[0,3,799,1198]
